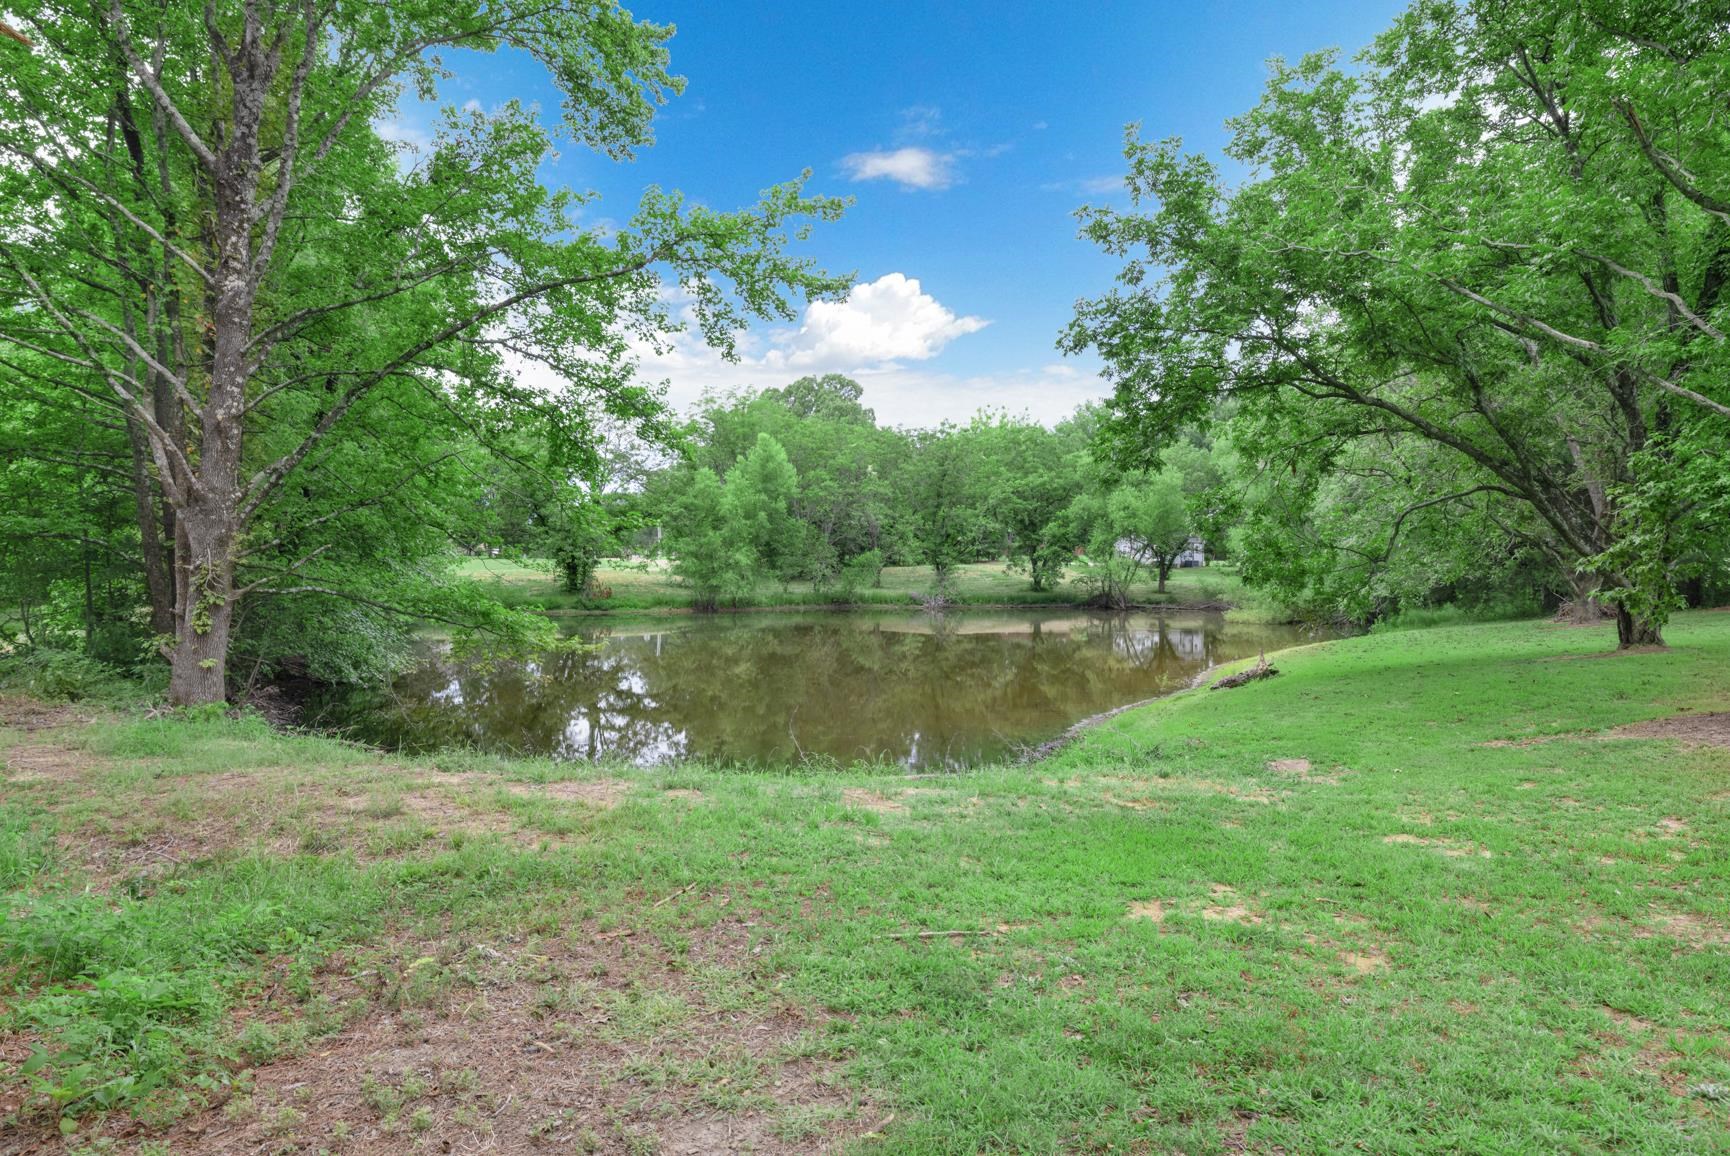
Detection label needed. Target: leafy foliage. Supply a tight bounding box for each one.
[1066,0,1730,645]
[0,1,846,700]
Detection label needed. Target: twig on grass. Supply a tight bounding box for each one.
[877,928,1000,940]
[652,881,699,909]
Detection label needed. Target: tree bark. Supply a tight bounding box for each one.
[167,508,238,704]
[157,7,271,705]
[1615,603,1664,648]
[1559,573,1610,623]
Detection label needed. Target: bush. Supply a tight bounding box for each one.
[836,550,884,602]
[1368,596,1541,634]
[0,648,131,702]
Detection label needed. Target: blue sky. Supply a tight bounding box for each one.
[387,1,1408,427]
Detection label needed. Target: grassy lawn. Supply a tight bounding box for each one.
[452,556,1261,615]
[3,613,1730,1151]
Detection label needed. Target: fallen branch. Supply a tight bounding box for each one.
[878,928,1000,940]
[652,881,699,909]
[1211,651,1279,690]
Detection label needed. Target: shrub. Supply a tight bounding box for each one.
[0,649,129,702]
[836,550,884,602]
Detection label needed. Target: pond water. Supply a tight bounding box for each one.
[322,611,1326,770]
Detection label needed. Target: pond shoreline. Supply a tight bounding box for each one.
[329,609,1326,770]
[1015,633,1335,764]
[538,597,1246,618]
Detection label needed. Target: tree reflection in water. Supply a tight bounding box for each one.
[329,611,1323,770]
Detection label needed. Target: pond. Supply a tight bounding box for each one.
[320,611,1326,770]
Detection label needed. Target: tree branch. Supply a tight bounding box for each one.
[240,251,657,520]
[0,242,195,501]
[109,0,218,173]
[0,147,212,288]
[1614,98,1730,226]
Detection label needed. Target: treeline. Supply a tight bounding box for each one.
[638,375,1225,609]
[517,360,1725,628]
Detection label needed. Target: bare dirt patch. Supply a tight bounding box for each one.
[1590,1006,1705,1096]
[1477,733,1586,749]
[0,696,84,732]
[1651,909,1730,947]
[1127,885,1265,927]
[0,739,89,784]
[841,788,906,815]
[1218,1108,1283,1153]
[1603,1006,1658,1032]
[1105,793,1169,811]
[1299,914,1395,977]
[10,746,556,885]
[1577,909,1730,949]
[1126,900,1167,922]
[505,778,633,808]
[1267,757,1343,785]
[1610,712,1730,749]
[11,929,880,1155]
[1381,833,1493,859]
[1200,903,1263,926]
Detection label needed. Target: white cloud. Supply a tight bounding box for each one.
[374,114,434,173]
[619,275,1099,426]
[842,363,1107,427]
[762,273,987,372]
[840,147,958,191]
[508,274,1101,427]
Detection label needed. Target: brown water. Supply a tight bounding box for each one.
[325,610,1324,770]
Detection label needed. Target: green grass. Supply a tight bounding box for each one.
[453,555,1264,616]
[4,613,1730,1151]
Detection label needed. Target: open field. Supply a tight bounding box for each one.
[4,613,1730,1152]
[452,557,1261,616]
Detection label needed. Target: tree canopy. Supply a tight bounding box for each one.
[1065,0,1730,645]
[0,2,846,701]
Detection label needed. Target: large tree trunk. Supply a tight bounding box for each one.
[161,41,268,706]
[1558,573,1610,624]
[1614,603,1664,649]
[167,509,238,705]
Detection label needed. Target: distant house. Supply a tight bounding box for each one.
[1112,536,1208,567]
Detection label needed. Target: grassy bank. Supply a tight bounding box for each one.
[3,613,1729,1152]
[455,557,1273,617]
